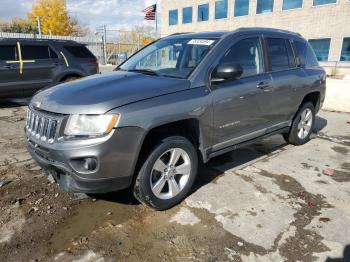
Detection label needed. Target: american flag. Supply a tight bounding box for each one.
[143,4,157,20]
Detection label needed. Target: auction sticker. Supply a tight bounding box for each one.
[188,39,215,46]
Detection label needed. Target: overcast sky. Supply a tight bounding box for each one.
[0,0,159,31]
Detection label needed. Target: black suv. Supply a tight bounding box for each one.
[26,28,326,210]
[0,39,98,99]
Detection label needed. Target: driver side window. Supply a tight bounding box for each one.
[220,37,264,78]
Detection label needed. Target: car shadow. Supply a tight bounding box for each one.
[314,115,328,133]
[92,115,328,205]
[192,134,288,193]
[325,245,350,262]
[88,188,140,205]
[192,115,328,193]
[0,98,30,108]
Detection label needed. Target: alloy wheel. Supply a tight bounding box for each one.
[150,148,191,200]
[297,108,313,139]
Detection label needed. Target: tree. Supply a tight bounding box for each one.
[119,25,157,50]
[0,18,37,34]
[27,0,86,36]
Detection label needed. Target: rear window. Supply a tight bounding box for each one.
[0,45,17,60]
[285,40,296,67]
[267,38,293,71]
[21,45,58,60]
[64,45,95,58]
[293,40,319,67]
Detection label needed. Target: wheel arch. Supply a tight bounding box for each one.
[59,73,84,82]
[300,91,321,112]
[132,118,205,181]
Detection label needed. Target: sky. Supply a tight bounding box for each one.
[0,0,159,31]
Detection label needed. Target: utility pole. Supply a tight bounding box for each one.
[37,16,42,38]
[103,25,107,65]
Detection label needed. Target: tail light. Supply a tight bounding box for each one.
[89,58,99,73]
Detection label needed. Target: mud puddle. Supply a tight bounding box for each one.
[48,192,148,253]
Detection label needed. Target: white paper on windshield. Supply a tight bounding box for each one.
[188,39,215,46]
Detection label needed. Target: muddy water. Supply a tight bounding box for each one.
[48,195,148,253]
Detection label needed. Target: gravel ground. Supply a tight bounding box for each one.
[0,105,349,262]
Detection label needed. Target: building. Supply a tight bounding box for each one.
[160,0,350,74]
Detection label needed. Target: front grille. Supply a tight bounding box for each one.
[26,109,59,143]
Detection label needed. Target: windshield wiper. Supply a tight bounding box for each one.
[127,69,158,76]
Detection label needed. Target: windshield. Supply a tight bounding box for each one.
[119,37,218,79]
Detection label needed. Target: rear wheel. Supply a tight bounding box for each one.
[283,102,315,145]
[133,136,198,210]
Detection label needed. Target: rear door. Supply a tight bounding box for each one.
[264,37,305,127]
[292,39,325,109]
[20,42,60,96]
[0,43,21,98]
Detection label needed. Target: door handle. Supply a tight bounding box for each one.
[256,82,271,89]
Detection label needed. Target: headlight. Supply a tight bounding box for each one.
[64,114,120,137]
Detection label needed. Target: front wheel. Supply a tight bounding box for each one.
[62,76,79,83]
[283,102,315,145]
[133,136,198,210]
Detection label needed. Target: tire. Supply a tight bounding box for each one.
[133,136,198,211]
[284,102,315,145]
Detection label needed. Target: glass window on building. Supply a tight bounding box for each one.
[169,10,178,26]
[234,0,249,16]
[256,0,274,14]
[340,37,350,61]
[282,0,303,10]
[215,0,228,19]
[198,3,209,22]
[308,38,331,61]
[182,7,193,24]
[313,0,336,6]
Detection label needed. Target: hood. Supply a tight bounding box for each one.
[31,71,191,114]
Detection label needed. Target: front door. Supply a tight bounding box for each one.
[211,37,273,150]
[0,43,21,98]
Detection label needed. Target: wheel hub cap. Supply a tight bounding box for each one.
[150,148,191,200]
[297,108,313,139]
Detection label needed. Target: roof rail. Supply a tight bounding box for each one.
[0,37,76,43]
[168,32,192,36]
[235,27,302,37]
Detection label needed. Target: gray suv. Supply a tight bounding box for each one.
[25,28,326,210]
[0,39,98,99]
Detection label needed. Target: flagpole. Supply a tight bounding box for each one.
[155,1,158,36]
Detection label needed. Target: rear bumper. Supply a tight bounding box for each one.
[25,127,145,193]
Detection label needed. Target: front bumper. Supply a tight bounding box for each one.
[25,127,145,193]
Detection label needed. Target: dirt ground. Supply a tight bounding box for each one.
[0,105,349,262]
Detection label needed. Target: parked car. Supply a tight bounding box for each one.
[25,28,326,210]
[0,38,99,99]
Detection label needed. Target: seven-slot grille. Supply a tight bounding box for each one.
[26,109,58,143]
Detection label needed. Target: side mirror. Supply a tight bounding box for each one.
[213,63,243,82]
